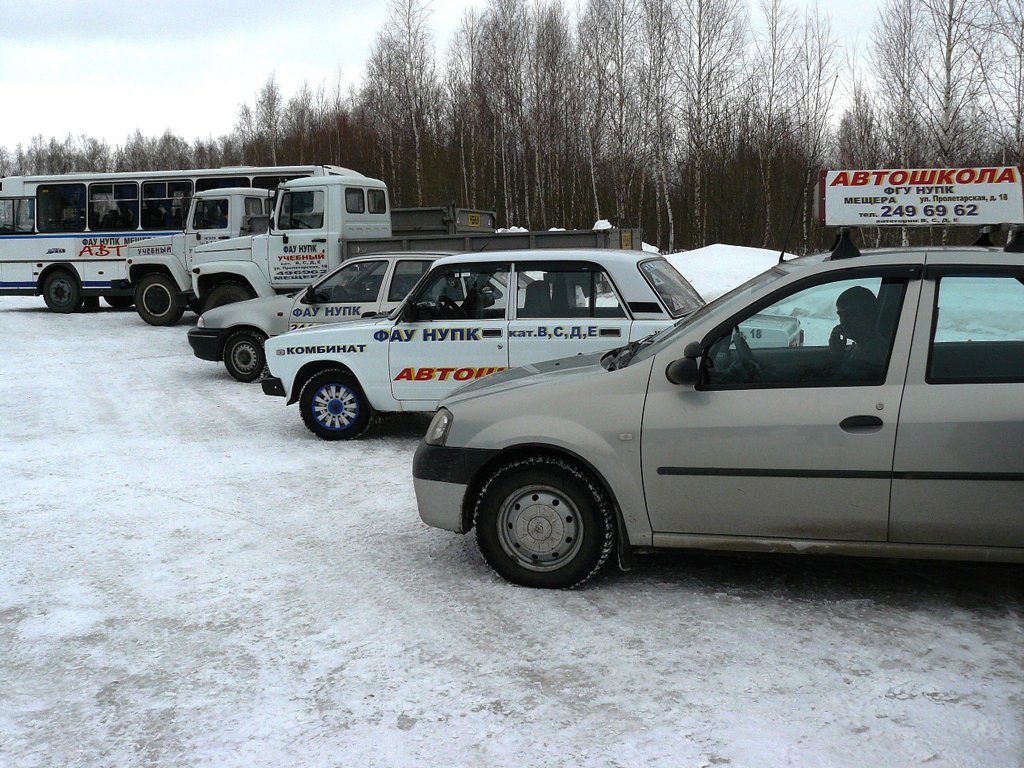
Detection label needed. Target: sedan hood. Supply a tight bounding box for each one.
[200,292,296,329]
[442,350,608,406]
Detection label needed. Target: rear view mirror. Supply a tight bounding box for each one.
[665,341,704,385]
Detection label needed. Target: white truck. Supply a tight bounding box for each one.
[188,252,444,381]
[188,172,644,317]
[124,187,274,325]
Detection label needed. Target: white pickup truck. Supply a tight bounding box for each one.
[188,172,644,315]
[124,187,274,325]
[188,252,443,381]
[259,248,801,439]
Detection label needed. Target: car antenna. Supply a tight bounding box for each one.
[777,74,840,265]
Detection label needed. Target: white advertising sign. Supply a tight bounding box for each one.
[818,167,1024,227]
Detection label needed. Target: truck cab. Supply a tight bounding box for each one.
[189,173,392,313]
[125,187,274,325]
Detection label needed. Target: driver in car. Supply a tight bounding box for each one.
[829,286,888,380]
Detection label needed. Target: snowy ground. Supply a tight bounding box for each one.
[1,295,1022,768]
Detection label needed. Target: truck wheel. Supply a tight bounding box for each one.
[473,456,614,589]
[299,369,372,440]
[223,330,268,383]
[104,295,134,309]
[42,270,83,313]
[203,282,254,313]
[135,274,184,326]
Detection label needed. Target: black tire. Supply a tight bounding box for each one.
[104,295,134,309]
[203,281,254,313]
[223,330,268,383]
[473,456,615,589]
[135,273,184,326]
[298,369,372,440]
[42,270,83,313]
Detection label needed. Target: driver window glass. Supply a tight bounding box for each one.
[345,188,366,214]
[313,260,388,303]
[409,263,511,321]
[705,276,906,388]
[192,198,229,230]
[278,189,325,230]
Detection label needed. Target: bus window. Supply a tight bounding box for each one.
[0,198,35,234]
[196,176,248,192]
[253,174,303,190]
[37,183,86,233]
[142,180,193,230]
[90,182,139,231]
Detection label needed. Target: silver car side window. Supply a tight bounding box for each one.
[704,276,907,389]
[929,275,1024,383]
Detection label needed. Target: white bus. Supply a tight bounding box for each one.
[0,165,349,312]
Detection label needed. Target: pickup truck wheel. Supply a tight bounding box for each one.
[299,369,372,440]
[135,274,184,326]
[223,330,268,383]
[104,295,134,309]
[473,457,614,589]
[42,270,83,313]
[203,281,254,313]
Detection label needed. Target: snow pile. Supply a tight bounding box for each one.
[497,226,528,233]
[642,241,659,253]
[667,243,796,301]
[592,219,612,230]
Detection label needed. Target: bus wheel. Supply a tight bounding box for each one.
[42,270,83,313]
[104,295,134,309]
[203,282,254,313]
[135,273,184,326]
[223,330,268,383]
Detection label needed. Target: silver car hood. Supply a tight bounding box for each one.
[442,350,608,405]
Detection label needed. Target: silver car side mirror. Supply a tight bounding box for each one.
[666,341,704,385]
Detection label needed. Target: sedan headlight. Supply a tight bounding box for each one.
[196,315,205,328]
[425,407,453,446]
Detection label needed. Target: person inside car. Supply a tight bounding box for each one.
[829,285,888,380]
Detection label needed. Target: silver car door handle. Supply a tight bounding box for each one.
[840,415,883,432]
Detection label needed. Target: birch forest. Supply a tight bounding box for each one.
[2,0,1022,253]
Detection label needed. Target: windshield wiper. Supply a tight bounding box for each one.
[607,333,656,370]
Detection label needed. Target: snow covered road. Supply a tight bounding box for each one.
[1,297,1022,767]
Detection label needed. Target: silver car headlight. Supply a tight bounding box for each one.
[196,315,205,328]
[425,407,453,446]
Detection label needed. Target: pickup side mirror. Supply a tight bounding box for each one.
[665,341,704,385]
[401,302,419,323]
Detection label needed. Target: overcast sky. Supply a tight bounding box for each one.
[0,0,879,152]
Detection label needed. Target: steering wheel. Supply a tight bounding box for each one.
[729,327,761,380]
[438,295,463,319]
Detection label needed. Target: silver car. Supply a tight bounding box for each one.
[413,243,1024,588]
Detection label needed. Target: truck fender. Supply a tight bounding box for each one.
[128,255,192,292]
[193,261,275,301]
